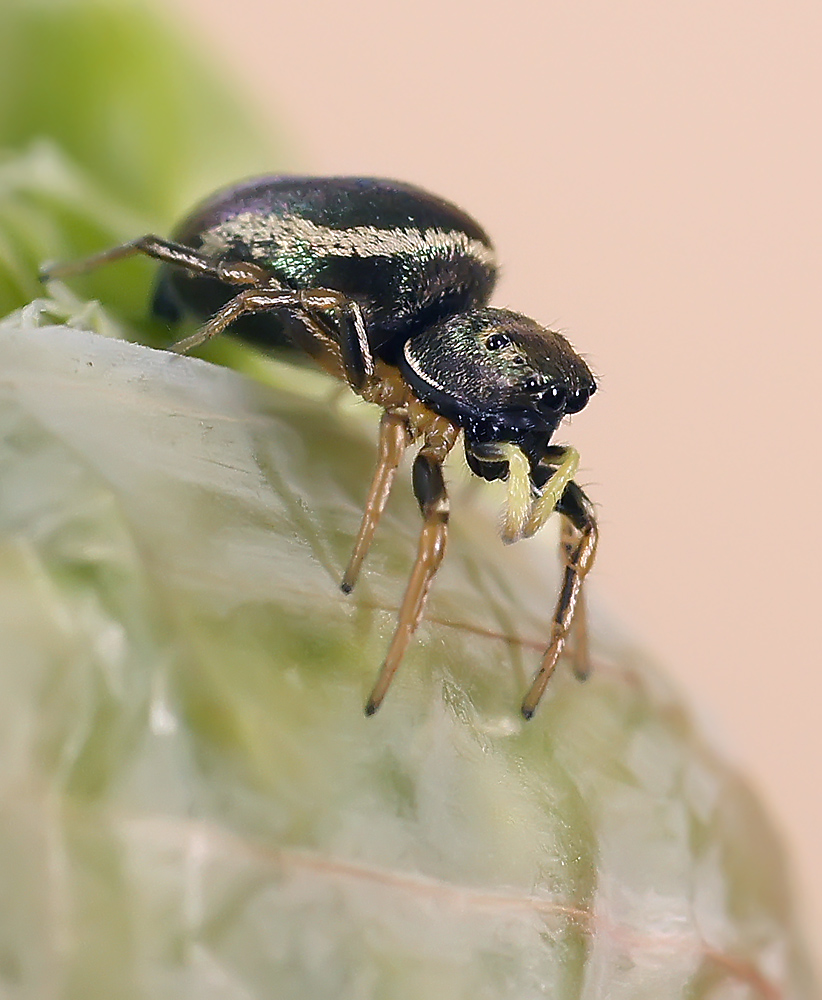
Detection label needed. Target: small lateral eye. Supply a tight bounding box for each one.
[485,332,511,351]
[521,375,544,393]
[539,383,568,410]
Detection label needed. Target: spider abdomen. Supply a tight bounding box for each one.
[155,176,498,357]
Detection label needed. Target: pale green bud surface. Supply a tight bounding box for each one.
[0,306,814,999]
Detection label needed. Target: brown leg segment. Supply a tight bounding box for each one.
[521,481,598,719]
[560,516,592,682]
[170,287,300,352]
[292,289,373,387]
[42,238,374,390]
[171,286,373,392]
[568,582,592,682]
[342,409,411,593]
[365,439,453,716]
[168,286,345,384]
[40,235,270,286]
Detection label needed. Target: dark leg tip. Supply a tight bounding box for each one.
[364,699,378,717]
[340,580,353,595]
[521,705,535,721]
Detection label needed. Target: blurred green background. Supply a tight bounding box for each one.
[0,0,274,329]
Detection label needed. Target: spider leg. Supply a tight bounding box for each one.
[41,237,374,391]
[170,285,373,391]
[170,287,302,352]
[560,515,592,682]
[341,408,412,593]
[365,426,457,715]
[167,285,376,390]
[39,235,270,287]
[521,480,598,719]
[293,289,374,388]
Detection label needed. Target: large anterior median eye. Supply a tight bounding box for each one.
[565,385,592,414]
[539,383,568,411]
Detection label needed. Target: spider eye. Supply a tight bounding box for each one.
[539,383,568,411]
[485,332,511,351]
[565,386,591,414]
[521,375,544,393]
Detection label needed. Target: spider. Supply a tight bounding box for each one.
[42,175,598,719]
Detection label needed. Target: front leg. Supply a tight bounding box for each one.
[521,480,598,719]
[559,514,592,682]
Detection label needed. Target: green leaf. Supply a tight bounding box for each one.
[0,309,816,999]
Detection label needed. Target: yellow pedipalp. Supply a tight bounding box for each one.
[500,444,533,543]
[523,446,579,538]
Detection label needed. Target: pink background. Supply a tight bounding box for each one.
[172,0,821,955]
